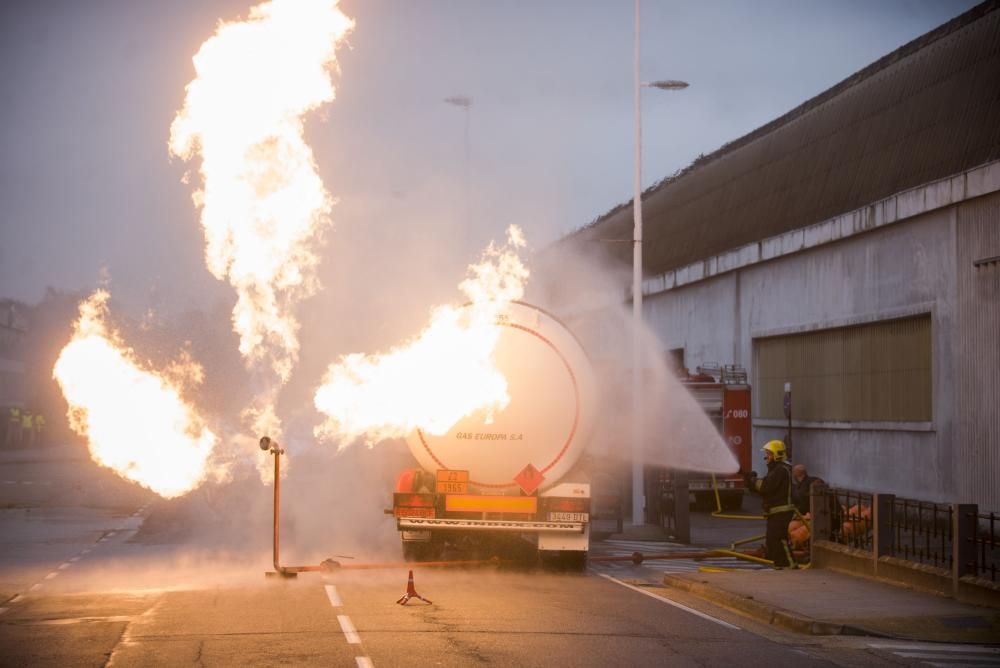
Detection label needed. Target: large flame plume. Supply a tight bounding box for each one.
[53,291,220,498]
[169,0,354,437]
[314,226,530,446]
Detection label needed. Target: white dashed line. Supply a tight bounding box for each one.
[324,584,343,607]
[10,595,23,603]
[44,572,58,580]
[106,531,116,538]
[337,615,361,644]
[81,549,92,554]
[28,584,41,592]
[355,657,374,668]
[869,644,1000,654]
[594,573,741,630]
[58,563,71,570]
[69,556,80,563]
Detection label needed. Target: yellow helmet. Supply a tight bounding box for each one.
[761,440,787,462]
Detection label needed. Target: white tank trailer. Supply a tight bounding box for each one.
[392,301,598,568]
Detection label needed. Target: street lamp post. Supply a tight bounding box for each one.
[632,0,688,527]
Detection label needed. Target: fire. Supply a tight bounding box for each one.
[53,291,219,498]
[169,0,354,437]
[314,226,529,445]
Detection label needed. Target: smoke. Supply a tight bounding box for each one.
[528,241,739,476]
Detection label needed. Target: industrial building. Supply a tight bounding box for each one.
[558,2,1000,511]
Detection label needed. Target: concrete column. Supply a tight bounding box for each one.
[952,503,978,595]
[809,482,830,565]
[873,493,895,576]
[671,470,690,544]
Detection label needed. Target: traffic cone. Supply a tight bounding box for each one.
[396,569,432,605]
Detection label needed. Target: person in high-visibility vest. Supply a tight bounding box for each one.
[744,440,795,568]
[21,412,35,448]
[33,413,47,446]
[6,407,21,447]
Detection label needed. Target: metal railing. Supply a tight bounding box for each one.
[824,487,873,552]
[972,510,999,582]
[811,484,999,596]
[892,497,953,570]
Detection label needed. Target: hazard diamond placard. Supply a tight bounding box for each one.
[514,463,545,495]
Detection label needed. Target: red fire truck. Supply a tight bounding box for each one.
[680,364,752,510]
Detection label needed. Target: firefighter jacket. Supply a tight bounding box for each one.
[754,460,794,515]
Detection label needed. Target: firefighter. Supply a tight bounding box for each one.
[33,412,47,447]
[21,411,34,448]
[744,440,795,568]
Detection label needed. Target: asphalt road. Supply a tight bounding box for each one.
[1,446,992,667]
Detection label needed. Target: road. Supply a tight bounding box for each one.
[2,447,997,667]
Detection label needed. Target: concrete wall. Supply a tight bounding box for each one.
[644,207,964,503]
[954,191,1000,513]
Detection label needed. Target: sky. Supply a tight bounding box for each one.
[0,0,981,313]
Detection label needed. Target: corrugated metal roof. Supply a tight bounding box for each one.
[567,1,1000,276]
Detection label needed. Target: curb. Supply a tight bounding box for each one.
[662,574,860,636]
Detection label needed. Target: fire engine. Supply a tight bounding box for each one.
[680,364,752,510]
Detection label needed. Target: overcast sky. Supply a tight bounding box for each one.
[0,0,980,313]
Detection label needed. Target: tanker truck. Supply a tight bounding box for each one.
[390,301,598,568]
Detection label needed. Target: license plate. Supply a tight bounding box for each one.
[548,512,588,522]
[396,507,435,518]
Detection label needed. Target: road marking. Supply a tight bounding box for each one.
[594,572,741,630]
[58,563,71,570]
[82,548,92,554]
[869,643,1000,654]
[0,608,8,615]
[44,572,58,580]
[355,657,374,668]
[10,595,23,603]
[337,615,361,644]
[324,584,343,607]
[106,531,116,538]
[28,584,41,592]
[896,655,998,663]
[69,556,81,562]
[31,616,134,625]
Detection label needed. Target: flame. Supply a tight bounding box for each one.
[169,0,354,437]
[314,226,529,445]
[52,291,219,498]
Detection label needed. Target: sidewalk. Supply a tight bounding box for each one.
[663,568,1000,644]
[600,503,1000,643]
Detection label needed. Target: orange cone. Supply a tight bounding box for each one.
[396,569,432,605]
